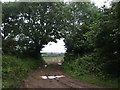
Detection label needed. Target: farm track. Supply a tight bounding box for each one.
[19,63,104,88]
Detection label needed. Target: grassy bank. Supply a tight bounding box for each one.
[43,56,64,60]
[43,56,64,63]
[62,60,119,88]
[2,55,44,88]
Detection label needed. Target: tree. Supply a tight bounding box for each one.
[63,2,120,77]
[2,2,65,58]
[83,2,120,76]
[2,3,21,55]
[62,2,98,58]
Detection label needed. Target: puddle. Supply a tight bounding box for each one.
[44,65,47,67]
[58,63,62,65]
[41,75,65,79]
[48,76,56,79]
[41,76,47,79]
[55,75,64,78]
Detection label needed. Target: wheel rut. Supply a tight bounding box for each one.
[19,64,103,88]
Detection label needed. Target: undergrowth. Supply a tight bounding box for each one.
[2,55,44,88]
[62,54,119,88]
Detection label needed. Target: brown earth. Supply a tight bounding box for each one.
[19,64,104,88]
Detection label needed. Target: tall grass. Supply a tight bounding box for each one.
[62,55,119,88]
[2,55,44,88]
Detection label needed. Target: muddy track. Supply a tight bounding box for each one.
[19,64,105,88]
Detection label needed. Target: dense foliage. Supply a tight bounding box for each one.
[2,2,65,58]
[62,54,119,88]
[62,2,120,79]
[2,55,44,88]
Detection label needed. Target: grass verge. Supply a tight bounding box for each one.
[2,55,44,88]
[62,63,119,88]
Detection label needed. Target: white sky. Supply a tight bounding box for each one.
[41,38,66,53]
[91,0,113,8]
[1,0,113,53]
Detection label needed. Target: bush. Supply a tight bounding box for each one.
[62,54,119,87]
[62,55,92,77]
[63,53,78,62]
[2,55,45,88]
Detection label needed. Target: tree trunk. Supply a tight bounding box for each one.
[33,44,42,59]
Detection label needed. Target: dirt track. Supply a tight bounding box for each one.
[19,64,104,88]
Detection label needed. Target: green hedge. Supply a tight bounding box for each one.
[2,55,44,88]
[62,54,119,88]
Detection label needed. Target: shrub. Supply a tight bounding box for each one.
[2,55,44,88]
